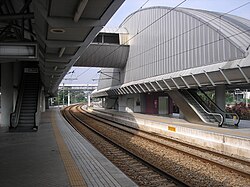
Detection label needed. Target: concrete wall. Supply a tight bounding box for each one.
[104,97,118,109]
[118,94,146,113]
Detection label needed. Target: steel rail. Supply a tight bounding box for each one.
[78,105,250,179]
[62,105,188,187]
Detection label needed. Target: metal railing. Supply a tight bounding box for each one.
[10,75,24,128]
[182,90,224,127]
[34,82,41,130]
[198,88,240,126]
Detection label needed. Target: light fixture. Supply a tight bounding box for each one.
[50,28,65,33]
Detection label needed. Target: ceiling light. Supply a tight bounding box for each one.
[50,28,65,33]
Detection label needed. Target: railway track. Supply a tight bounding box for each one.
[62,105,186,187]
[63,105,250,187]
[80,107,250,177]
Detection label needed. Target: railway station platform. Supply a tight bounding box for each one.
[0,109,137,187]
[87,107,250,161]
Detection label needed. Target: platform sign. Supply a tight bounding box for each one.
[168,126,176,132]
[24,68,38,73]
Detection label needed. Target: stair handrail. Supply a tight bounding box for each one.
[10,74,25,128]
[182,90,224,127]
[198,88,240,126]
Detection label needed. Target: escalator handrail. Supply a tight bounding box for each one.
[10,74,25,128]
[198,88,240,126]
[183,90,224,126]
[34,80,41,129]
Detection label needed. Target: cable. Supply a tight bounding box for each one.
[125,1,250,62]
[86,71,100,84]
[124,29,250,73]
[82,0,187,73]
[136,0,150,33]
[76,67,92,78]
[81,0,152,62]
[93,1,250,73]
[122,0,188,45]
[77,1,249,86]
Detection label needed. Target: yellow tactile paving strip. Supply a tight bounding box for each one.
[51,112,87,187]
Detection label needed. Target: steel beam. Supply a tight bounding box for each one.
[170,77,180,89]
[237,65,250,83]
[162,79,172,90]
[138,84,146,92]
[204,70,215,86]
[129,85,137,93]
[155,80,164,91]
[133,85,141,93]
[219,68,231,85]
[143,83,151,92]
[180,75,190,88]
[0,13,34,20]
[149,82,157,91]
[190,73,201,87]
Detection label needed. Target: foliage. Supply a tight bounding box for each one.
[51,89,87,106]
[226,102,250,120]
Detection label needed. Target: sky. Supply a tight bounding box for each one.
[62,0,250,85]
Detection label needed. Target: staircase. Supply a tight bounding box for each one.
[10,72,40,132]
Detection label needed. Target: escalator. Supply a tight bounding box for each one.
[10,70,40,132]
[168,89,240,127]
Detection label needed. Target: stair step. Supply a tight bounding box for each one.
[19,119,34,124]
[21,105,37,108]
[19,115,34,120]
[21,105,36,108]
[20,110,36,113]
[20,114,35,117]
[21,102,36,105]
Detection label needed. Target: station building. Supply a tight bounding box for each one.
[88,7,250,126]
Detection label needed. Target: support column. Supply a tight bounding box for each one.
[45,97,49,109]
[215,85,226,112]
[67,91,70,106]
[87,93,91,107]
[1,63,13,126]
[101,98,105,108]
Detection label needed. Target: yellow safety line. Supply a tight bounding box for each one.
[51,111,87,187]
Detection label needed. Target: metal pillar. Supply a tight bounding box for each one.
[87,93,91,107]
[62,83,65,107]
[215,85,226,112]
[45,97,49,109]
[67,91,70,106]
[1,63,14,126]
[101,98,105,108]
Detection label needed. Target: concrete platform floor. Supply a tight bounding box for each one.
[0,109,137,187]
[91,107,250,138]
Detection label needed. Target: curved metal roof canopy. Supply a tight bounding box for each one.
[92,6,250,97]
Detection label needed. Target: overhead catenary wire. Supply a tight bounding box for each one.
[124,29,250,73]
[75,1,249,87]
[76,67,92,78]
[82,0,151,62]
[125,1,250,62]
[91,1,250,73]
[80,0,188,75]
